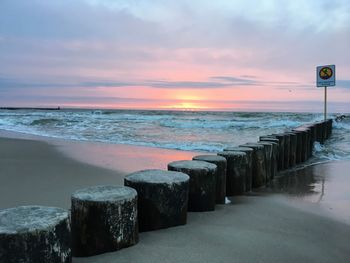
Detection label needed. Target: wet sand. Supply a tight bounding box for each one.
[1,135,350,262]
[0,137,125,209]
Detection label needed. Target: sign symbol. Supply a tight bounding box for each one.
[319,67,333,80]
[316,64,335,87]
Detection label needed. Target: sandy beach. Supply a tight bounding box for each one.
[1,134,350,262]
[2,0,350,262]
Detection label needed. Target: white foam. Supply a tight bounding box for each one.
[1,109,349,164]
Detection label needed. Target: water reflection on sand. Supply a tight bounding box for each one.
[269,161,350,223]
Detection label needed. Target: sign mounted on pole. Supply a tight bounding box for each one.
[317,65,335,87]
[316,64,336,121]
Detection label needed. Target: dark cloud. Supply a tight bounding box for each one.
[239,75,259,79]
[0,75,260,90]
[210,76,257,85]
[146,80,231,89]
[81,81,137,88]
[0,77,72,89]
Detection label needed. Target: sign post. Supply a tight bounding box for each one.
[324,86,327,121]
[316,65,335,120]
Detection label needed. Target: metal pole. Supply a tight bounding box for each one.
[324,86,327,121]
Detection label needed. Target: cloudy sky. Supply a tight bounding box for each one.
[0,0,349,111]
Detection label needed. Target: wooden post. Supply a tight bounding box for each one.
[192,155,227,204]
[223,147,253,192]
[71,185,138,256]
[217,151,247,196]
[168,160,217,212]
[125,170,189,231]
[0,206,71,263]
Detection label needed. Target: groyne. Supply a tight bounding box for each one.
[0,107,61,110]
[0,119,333,261]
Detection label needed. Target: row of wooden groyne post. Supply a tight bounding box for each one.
[0,119,333,262]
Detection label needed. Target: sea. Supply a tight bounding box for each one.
[0,109,349,166]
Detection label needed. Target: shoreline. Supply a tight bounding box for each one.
[0,129,205,174]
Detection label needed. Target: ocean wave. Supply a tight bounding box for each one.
[333,121,350,131]
[159,120,232,129]
[159,118,302,129]
[1,109,349,164]
[30,118,63,126]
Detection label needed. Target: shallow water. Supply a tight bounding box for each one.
[268,161,350,224]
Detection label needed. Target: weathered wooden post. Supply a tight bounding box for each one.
[289,130,302,164]
[310,124,318,143]
[303,123,317,142]
[301,124,316,158]
[326,119,333,138]
[192,155,227,204]
[303,127,311,160]
[292,127,310,162]
[282,133,291,169]
[321,120,328,141]
[223,147,253,192]
[259,137,279,179]
[257,140,277,183]
[239,143,266,188]
[284,132,297,166]
[0,206,71,263]
[217,151,247,195]
[168,160,217,212]
[71,185,138,257]
[270,134,285,170]
[256,141,273,183]
[323,119,333,139]
[315,121,325,144]
[321,121,326,142]
[125,170,189,231]
[322,121,327,141]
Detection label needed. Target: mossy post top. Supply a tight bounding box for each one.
[293,127,311,132]
[223,146,253,153]
[240,143,264,149]
[0,205,68,235]
[72,185,137,203]
[125,169,189,184]
[257,141,275,146]
[192,155,227,163]
[168,160,217,172]
[259,136,279,142]
[217,151,246,157]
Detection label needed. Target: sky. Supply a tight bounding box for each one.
[0,0,350,112]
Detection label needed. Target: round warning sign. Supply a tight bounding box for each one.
[319,66,333,80]
[316,64,335,87]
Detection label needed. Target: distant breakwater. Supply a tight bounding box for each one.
[0,107,61,110]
